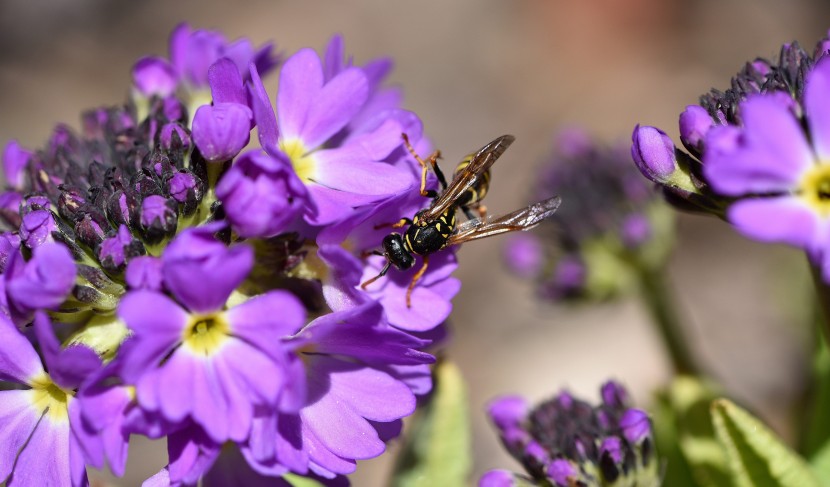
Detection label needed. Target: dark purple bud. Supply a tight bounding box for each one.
[479,470,518,487]
[215,150,306,237]
[98,225,145,271]
[58,187,87,220]
[107,190,133,227]
[20,210,57,249]
[75,213,109,248]
[547,459,578,487]
[544,256,585,297]
[3,140,31,190]
[600,380,629,409]
[132,56,178,98]
[139,195,178,243]
[167,170,200,203]
[620,214,651,248]
[620,409,651,443]
[679,105,713,153]
[6,243,76,321]
[0,232,21,273]
[631,125,678,183]
[503,233,544,279]
[556,391,573,409]
[160,123,192,153]
[191,103,253,163]
[125,255,163,291]
[600,436,623,464]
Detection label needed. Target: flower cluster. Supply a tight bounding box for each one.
[0,25,459,486]
[481,381,658,487]
[631,31,830,280]
[503,129,672,300]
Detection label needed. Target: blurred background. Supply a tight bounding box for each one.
[1,0,829,484]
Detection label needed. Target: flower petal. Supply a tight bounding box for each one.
[278,49,323,142]
[248,63,280,155]
[0,314,43,384]
[225,291,306,352]
[806,56,830,160]
[0,390,41,482]
[11,413,77,487]
[208,58,246,106]
[704,95,813,195]
[301,67,368,149]
[726,196,825,254]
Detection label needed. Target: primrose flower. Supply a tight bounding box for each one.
[504,129,673,301]
[632,31,830,280]
[0,26,454,486]
[482,381,658,487]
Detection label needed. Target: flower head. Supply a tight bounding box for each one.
[482,381,658,487]
[631,31,830,281]
[504,129,673,301]
[0,26,456,486]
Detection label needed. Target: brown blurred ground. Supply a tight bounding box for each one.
[1,1,828,485]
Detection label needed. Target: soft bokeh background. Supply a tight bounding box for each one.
[2,1,829,485]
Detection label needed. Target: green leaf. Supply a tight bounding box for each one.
[809,439,830,482]
[711,399,821,487]
[653,376,730,487]
[391,361,471,487]
[283,473,326,487]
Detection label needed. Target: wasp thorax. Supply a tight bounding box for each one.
[382,234,415,270]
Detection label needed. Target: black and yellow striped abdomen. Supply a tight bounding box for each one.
[405,209,457,255]
[453,155,490,207]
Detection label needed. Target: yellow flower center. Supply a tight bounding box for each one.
[281,139,317,183]
[800,164,830,215]
[182,313,230,356]
[29,374,71,422]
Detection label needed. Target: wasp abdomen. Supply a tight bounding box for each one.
[453,157,491,207]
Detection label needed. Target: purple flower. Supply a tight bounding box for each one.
[503,233,544,279]
[118,227,304,443]
[482,381,657,487]
[0,312,101,486]
[0,25,451,487]
[249,45,416,225]
[216,150,307,238]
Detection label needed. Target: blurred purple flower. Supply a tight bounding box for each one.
[482,381,657,487]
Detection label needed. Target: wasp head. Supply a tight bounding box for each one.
[382,233,415,270]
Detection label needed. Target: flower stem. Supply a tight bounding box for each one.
[809,263,830,349]
[637,265,699,376]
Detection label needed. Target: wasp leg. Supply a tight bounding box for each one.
[361,260,392,289]
[476,204,487,219]
[402,133,447,196]
[405,256,430,308]
[461,206,477,221]
[373,217,413,230]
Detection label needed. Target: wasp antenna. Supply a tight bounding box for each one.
[360,261,392,290]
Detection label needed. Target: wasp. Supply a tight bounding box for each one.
[361,134,562,307]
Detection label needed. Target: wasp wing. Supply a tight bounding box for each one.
[444,196,561,247]
[421,135,515,221]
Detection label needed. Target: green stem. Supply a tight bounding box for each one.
[637,264,699,376]
[810,263,830,350]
